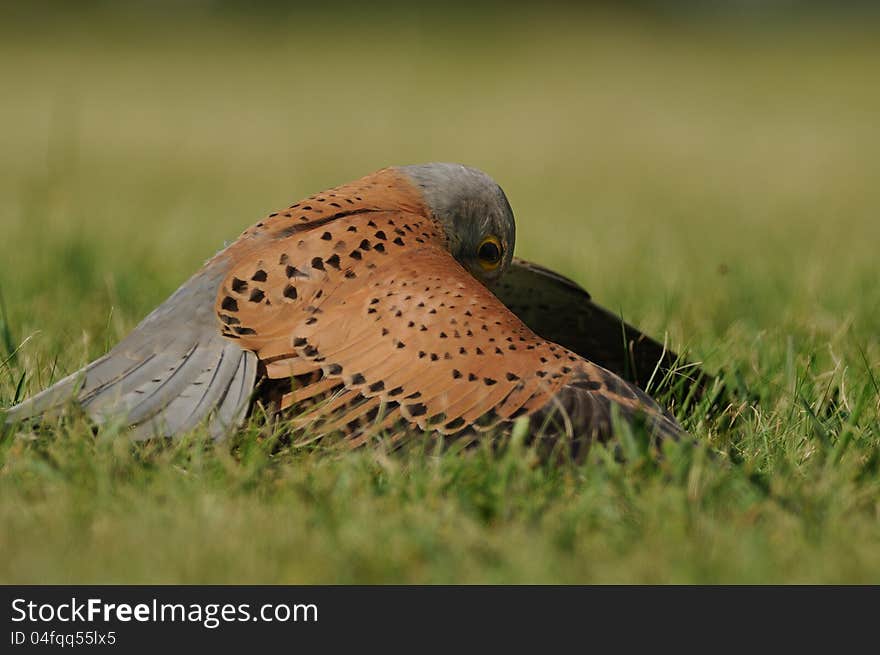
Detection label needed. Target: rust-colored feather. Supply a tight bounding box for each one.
[214,170,683,447]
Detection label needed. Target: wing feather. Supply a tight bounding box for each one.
[494,258,713,399]
[218,210,683,445]
[6,258,258,440]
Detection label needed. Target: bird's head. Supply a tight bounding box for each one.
[399,163,516,287]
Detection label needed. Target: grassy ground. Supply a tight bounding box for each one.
[1,5,879,583]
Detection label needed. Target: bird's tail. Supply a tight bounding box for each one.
[4,258,258,440]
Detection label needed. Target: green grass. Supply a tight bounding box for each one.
[1,6,879,583]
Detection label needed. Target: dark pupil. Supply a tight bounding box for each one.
[479,241,501,263]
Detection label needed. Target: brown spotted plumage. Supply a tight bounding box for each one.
[5,163,687,452]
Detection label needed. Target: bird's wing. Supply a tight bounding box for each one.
[4,168,422,439]
[218,210,683,448]
[495,257,711,399]
[5,258,258,440]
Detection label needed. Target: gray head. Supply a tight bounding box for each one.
[398,163,515,286]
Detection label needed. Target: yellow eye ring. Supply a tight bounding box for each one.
[477,235,503,271]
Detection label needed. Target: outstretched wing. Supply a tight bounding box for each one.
[5,259,258,440]
[495,258,712,399]
[217,210,683,447]
[4,167,421,439]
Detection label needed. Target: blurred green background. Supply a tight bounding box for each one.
[2,2,879,367]
[1,2,879,583]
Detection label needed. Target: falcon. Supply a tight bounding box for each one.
[5,164,699,454]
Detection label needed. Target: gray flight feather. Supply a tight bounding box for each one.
[4,255,258,440]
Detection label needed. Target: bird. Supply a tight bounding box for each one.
[4,163,696,456]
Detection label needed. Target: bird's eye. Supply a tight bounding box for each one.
[477,235,503,271]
